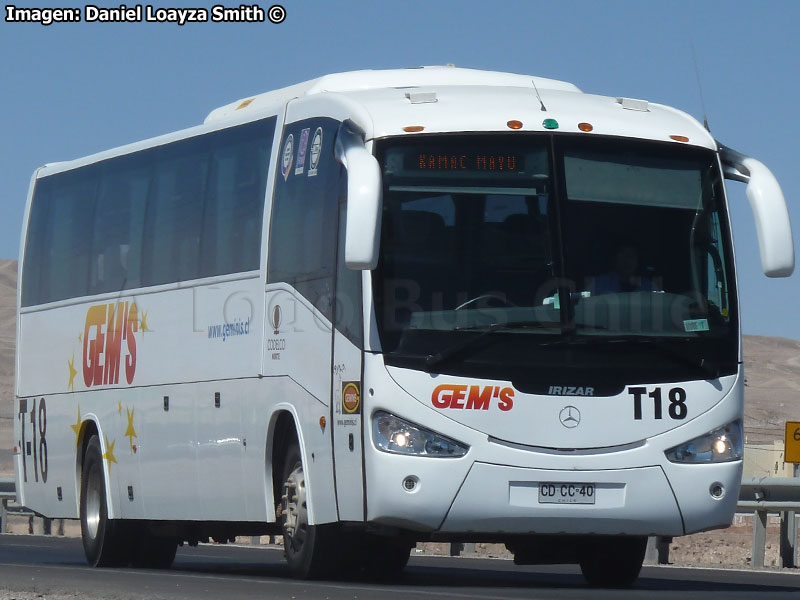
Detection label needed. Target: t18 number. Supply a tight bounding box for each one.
[17,397,47,483]
[629,387,687,421]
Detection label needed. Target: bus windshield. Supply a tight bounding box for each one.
[373,135,738,386]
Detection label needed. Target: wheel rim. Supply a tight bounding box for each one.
[282,464,308,553]
[85,465,102,540]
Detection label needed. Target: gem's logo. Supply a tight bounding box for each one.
[83,302,139,387]
[271,304,282,334]
[431,384,514,412]
[342,382,361,415]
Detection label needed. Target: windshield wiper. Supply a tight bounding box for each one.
[547,334,719,378]
[638,337,720,379]
[424,321,558,371]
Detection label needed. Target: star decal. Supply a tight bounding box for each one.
[71,406,82,448]
[125,407,138,453]
[140,310,149,333]
[103,436,117,466]
[67,353,78,392]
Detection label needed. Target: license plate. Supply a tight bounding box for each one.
[538,482,596,504]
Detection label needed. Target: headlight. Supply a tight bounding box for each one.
[665,420,743,463]
[372,411,468,458]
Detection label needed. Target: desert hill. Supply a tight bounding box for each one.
[741,335,800,443]
[0,260,16,474]
[0,260,15,421]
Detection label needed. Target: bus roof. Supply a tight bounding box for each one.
[206,66,715,150]
[204,66,582,123]
[37,66,715,178]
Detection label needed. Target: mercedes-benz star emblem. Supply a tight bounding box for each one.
[559,406,581,428]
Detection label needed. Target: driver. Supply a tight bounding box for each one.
[589,243,659,294]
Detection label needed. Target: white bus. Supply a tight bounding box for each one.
[14,67,794,586]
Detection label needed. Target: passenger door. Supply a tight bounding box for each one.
[265,115,364,522]
[330,190,365,522]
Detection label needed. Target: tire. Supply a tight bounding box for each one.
[280,443,338,579]
[80,435,131,567]
[579,536,647,588]
[131,533,178,569]
[360,536,411,579]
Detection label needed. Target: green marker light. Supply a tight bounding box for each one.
[543,118,559,130]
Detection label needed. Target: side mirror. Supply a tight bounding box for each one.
[720,146,794,277]
[335,121,382,270]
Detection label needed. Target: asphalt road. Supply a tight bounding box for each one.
[0,535,798,599]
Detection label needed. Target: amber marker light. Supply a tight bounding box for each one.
[403,125,425,133]
[320,416,327,431]
[670,135,690,143]
[578,122,594,132]
[507,120,523,130]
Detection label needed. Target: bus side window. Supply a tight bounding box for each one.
[90,157,148,294]
[268,118,341,323]
[21,179,52,306]
[143,141,208,286]
[22,117,276,306]
[43,168,97,303]
[200,120,273,277]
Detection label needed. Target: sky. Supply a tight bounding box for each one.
[1,0,798,340]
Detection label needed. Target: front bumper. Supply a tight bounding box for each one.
[440,463,683,535]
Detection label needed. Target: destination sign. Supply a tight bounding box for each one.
[413,152,524,172]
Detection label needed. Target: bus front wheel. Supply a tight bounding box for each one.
[280,443,337,579]
[579,536,647,588]
[80,435,130,567]
[359,535,412,578]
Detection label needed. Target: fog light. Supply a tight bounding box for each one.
[403,476,419,492]
[710,482,725,499]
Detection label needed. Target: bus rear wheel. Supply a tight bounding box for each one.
[280,443,337,579]
[579,536,647,588]
[80,435,131,567]
[131,534,178,569]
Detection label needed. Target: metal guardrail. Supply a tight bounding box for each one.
[645,476,800,568]
[0,478,14,496]
[1,476,19,533]
[739,477,800,507]
[4,474,800,567]
[736,476,799,568]
[0,476,37,534]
